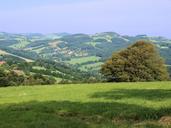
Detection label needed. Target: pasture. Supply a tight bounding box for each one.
[0,82,171,128]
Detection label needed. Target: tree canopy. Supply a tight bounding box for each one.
[101,41,170,82]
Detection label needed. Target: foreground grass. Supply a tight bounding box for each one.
[0,82,171,128]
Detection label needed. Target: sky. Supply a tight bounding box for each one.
[0,0,171,38]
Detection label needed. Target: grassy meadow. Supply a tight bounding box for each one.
[67,56,100,65]
[0,82,171,128]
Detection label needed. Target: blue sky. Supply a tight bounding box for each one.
[0,0,171,38]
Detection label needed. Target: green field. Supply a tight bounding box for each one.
[32,66,47,70]
[67,56,101,65]
[0,82,171,128]
[11,37,31,49]
[86,42,101,47]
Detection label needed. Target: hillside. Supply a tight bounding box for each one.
[0,55,95,86]
[0,82,171,128]
[0,32,171,72]
[0,49,33,62]
[0,32,171,81]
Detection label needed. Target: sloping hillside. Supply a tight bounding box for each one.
[0,55,97,85]
[0,49,33,62]
[0,32,171,72]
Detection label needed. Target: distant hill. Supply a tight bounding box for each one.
[0,32,171,73]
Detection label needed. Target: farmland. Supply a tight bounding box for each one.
[67,56,101,65]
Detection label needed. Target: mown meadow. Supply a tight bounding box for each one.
[0,82,171,128]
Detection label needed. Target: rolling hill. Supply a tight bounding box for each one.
[0,32,171,74]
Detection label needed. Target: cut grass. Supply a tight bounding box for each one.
[0,82,171,128]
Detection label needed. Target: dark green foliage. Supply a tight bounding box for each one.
[0,69,56,87]
[32,59,100,82]
[0,55,101,87]
[160,48,171,65]
[0,40,18,47]
[0,60,56,87]
[0,47,40,60]
[0,68,25,87]
[101,41,170,82]
[25,74,56,85]
[168,66,171,78]
[26,40,50,48]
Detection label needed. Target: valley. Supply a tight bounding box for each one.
[0,32,171,84]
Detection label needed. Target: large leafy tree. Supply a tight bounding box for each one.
[101,41,170,82]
